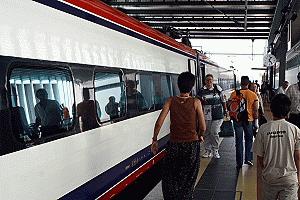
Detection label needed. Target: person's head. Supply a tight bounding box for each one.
[241,76,250,88]
[204,74,214,88]
[255,80,258,83]
[177,72,195,93]
[249,83,257,93]
[35,89,48,101]
[109,96,115,102]
[283,80,289,89]
[297,72,300,82]
[126,80,136,95]
[83,88,90,100]
[270,94,291,119]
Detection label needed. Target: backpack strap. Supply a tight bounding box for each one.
[213,84,222,95]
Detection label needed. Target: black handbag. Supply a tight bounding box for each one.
[219,119,234,137]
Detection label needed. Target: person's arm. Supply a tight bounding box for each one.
[195,98,206,142]
[285,86,292,99]
[252,93,259,119]
[219,88,228,115]
[34,106,41,127]
[222,100,228,116]
[105,104,109,115]
[258,93,264,114]
[257,155,264,200]
[151,97,172,155]
[294,150,300,199]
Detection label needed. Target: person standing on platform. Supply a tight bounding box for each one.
[198,74,227,159]
[253,94,300,200]
[255,80,261,92]
[229,76,259,168]
[150,72,206,200]
[286,72,300,128]
[249,83,265,137]
[277,80,289,94]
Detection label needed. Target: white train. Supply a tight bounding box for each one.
[273,40,300,89]
[0,1,234,199]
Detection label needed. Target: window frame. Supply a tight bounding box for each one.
[93,66,125,123]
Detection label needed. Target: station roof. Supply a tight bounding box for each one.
[104,0,277,40]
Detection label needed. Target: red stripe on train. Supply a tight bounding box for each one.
[64,0,196,57]
[98,150,166,200]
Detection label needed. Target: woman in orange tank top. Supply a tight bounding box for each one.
[151,72,206,200]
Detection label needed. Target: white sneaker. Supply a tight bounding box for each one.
[213,150,220,159]
[202,150,212,158]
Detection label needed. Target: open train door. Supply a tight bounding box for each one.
[196,50,206,93]
[188,58,197,96]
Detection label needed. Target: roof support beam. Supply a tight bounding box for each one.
[145,22,271,28]
[244,0,248,31]
[107,1,276,8]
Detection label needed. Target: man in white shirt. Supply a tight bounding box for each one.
[286,72,300,128]
[276,80,289,94]
[253,94,300,200]
[198,74,227,159]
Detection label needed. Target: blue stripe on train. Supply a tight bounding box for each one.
[60,135,169,200]
[33,0,195,59]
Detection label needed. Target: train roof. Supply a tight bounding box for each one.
[65,0,197,57]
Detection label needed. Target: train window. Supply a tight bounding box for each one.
[188,59,197,96]
[161,74,173,103]
[94,71,123,122]
[8,67,75,143]
[121,72,149,118]
[152,73,172,109]
[171,74,180,96]
[137,73,153,111]
[152,73,163,109]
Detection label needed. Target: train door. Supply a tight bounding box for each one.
[196,51,206,90]
[188,59,197,96]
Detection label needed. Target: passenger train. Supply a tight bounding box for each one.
[0,0,233,199]
[274,40,300,88]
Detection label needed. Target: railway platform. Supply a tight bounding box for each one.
[143,102,273,200]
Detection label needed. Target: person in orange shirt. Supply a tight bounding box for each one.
[229,76,259,169]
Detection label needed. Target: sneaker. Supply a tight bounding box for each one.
[213,150,220,159]
[245,160,253,166]
[202,150,212,158]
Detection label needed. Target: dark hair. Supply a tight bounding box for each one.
[83,88,90,100]
[177,72,195,93]
[241,76,250,86]
[205,74,213,79]
[270,94,291,118]
[36,88,48,100]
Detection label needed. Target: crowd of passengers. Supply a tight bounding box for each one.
[4,70,300,200]
[151,71,300,200]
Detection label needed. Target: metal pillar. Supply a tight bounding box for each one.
[275,27,288,86]
[269,65,273,88]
